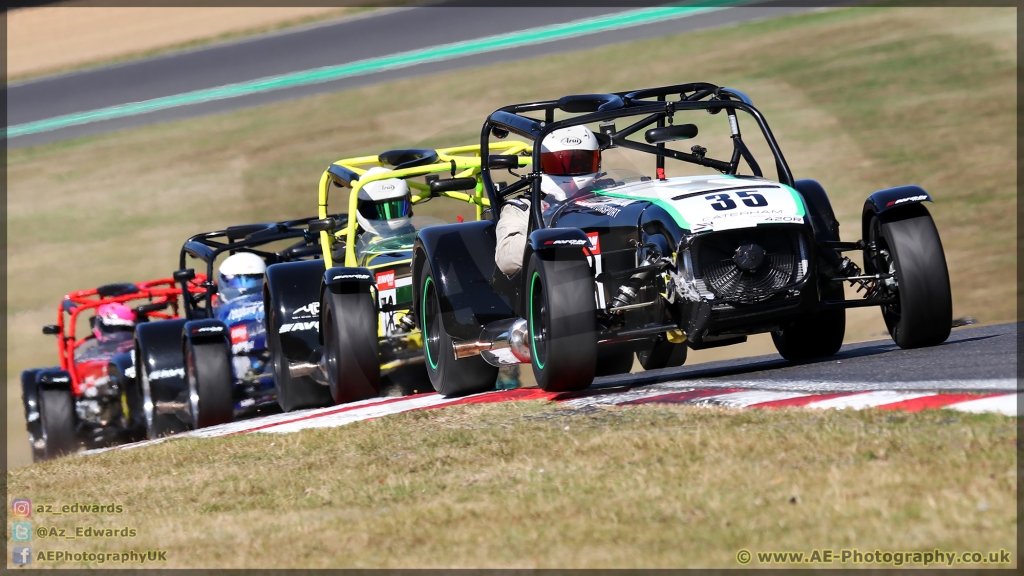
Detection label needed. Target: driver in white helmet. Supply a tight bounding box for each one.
[495,125,600,276]
[355,166,415,237]
[217,252,267,304]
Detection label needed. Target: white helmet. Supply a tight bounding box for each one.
[217,252,266,303]
[355,166,413,236]
[539,125,601,202]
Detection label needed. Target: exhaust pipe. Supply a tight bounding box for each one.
[453,318,530,366]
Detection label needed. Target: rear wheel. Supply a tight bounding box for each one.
[185,340,234,429]
[421,266,498,397]
[527,250,597,392]
[772,279,846,361]
[637,337,688,371]
[322,286,380,404]
[38,387,77,460]
[109,363,146,442]
[268,305,332,411]
[865,204,952,348]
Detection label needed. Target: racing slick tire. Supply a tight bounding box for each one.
[322,286,380,404]
[420,265,498,397]
[21,369,46,461]
[865,204,952,349]
[38,387,77,460]
[185,340,234,429]
[637,337,689,371]
[526,250,597,392]
[267,305,333,412]
[772,279,846,361]
[595,343,636,377]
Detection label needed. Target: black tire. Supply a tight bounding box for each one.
[135,337,189,440]
[595,344,636,377]
[21,369,45,461]
[421,265,498,397]
[526,250,597,392]
[267,304,333,412]
[38,387,77,460]
[185,340,234,429]
[772,278,846,361]
[637,337,689,371]
[865,204,952,348]
[322,286,380,404]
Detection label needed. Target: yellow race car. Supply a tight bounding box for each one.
[263,143,530,410]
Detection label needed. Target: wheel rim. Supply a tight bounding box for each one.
[186,345,200,429]
[529,271,547,370]
[869,216,901,321]
[422,276,440,371]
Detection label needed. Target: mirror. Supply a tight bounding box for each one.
[429,177,478,194]
[307,217,337,233]
[645,124,699,144]
[487,155,519,170]
[61,300,78,313]
[42,325,60,335]
[491,126,509,139]
[173,268,196,283]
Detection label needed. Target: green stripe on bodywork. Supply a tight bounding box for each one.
[594,188,692,229]
[7,1,752,139]
[781,184,807,217]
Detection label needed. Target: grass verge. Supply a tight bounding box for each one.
[5,402,1017,568]
[5,7,1016,467]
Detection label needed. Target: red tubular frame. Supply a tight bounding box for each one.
[53,277,207,391]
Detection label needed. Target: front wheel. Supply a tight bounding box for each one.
[772,280,846,361]
[267,304,333,412]
[185,340,234,429]
[526,250,597,392]
[38,387,77,460]
[420,266,498,397]
[322,286,380,404]
[865,204,952,349]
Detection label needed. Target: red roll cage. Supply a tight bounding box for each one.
[50,277,207,388]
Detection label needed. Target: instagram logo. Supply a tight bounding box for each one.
[12,498,32,518]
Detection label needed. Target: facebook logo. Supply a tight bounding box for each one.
[12,546,32,565]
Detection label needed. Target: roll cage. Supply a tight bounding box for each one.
[316,142,532,268]
[176,218,336,320]
[45,278,206,388]
[478,82,795,231]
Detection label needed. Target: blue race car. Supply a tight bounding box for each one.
[132,218,337,438]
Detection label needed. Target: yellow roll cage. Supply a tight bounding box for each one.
[317,142,531,268]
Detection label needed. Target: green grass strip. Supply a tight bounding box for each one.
[7,1,750,138]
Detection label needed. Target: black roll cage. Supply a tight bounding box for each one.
[176,215,345,320]
[479,82,795,230]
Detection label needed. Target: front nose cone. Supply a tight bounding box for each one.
[732,243,765,272]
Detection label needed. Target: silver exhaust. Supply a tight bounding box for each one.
[452,318,530,367]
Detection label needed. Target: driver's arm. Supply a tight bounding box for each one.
[494,198,530,276]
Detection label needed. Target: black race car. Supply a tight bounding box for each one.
[411,82,952,394]
[133,218,334,438]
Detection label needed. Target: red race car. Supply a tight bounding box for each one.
[21,277,204,461]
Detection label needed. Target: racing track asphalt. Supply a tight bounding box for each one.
[7,3,820,148]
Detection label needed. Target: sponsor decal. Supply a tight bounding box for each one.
[232,341,255,354]
[194,326,222,334]
[333,274,371,281]
[147,368,185,380]
[545,238,587,246]
[226,302,263,322]
[887,194,928,207]
[376,270,396,290]
[575,196,636,218]
[47,376,69,383]
[380,183,395,192]
[230,325,248,344]
[279,321,319,333]
[561,136,583,146]
[124,366,136,379]
[586,231,601,255]
[292,302,319,318]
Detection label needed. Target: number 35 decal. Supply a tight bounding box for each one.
[705,191,768,211]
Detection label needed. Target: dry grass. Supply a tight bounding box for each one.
[6,7,1016,468]
[5,402,1017,568]
[6,5,382,80]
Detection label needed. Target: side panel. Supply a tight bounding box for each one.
[265,260,325,364]
[413,220,515,341]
